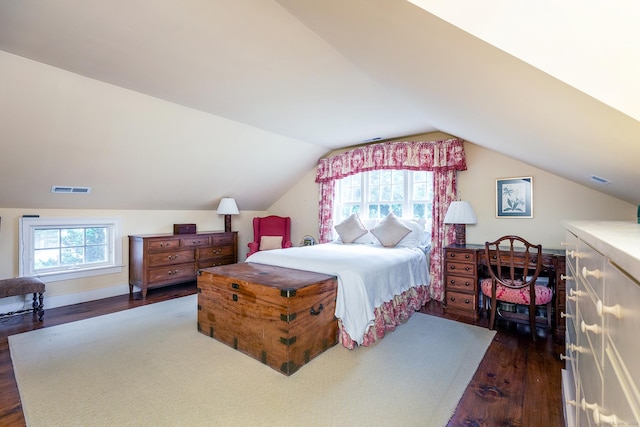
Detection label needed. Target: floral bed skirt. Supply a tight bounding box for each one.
[337,284,431,349]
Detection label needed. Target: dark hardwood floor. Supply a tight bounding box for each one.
[0,284,564,427]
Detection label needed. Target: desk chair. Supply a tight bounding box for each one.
[480,235,552,340]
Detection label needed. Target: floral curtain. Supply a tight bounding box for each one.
[315,138,466,300]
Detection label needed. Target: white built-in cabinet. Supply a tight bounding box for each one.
[562,221,640,426]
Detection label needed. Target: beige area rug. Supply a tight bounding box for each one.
[9,295,495,427]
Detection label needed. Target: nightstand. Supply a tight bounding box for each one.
[443,244,479,319]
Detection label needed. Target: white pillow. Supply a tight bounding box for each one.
[370,213,412,247]
[334,214,368,243]
[396,218,431,249]
[259,235,283,251]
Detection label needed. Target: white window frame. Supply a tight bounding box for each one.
[333,170,433,227]
[19,217,123,282]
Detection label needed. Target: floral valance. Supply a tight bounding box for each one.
[315,138,467,183]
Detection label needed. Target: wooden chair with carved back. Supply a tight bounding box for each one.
[480,235,552,340]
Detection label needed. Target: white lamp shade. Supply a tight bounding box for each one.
[444,201,477,224]
[216,197,239,215]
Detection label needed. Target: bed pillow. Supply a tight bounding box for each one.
[396,218,431,249]
[370,213,412,247]
[334,213,368,243]
[259,235,283,251]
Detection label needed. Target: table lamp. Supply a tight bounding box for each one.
[217,197,239,232]
[444,201,477,246]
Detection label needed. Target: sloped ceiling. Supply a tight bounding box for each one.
[0,0,638,211]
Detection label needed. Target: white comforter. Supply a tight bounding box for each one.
[246,243,429,345]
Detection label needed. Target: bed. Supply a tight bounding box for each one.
[246,215,431,349]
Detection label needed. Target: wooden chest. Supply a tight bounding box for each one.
[197,263,338,375]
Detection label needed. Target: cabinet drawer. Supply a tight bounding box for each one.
[211,234,236,246]
[181,236,210,247]
[446,249,476,263]
[445,274,476,293]
[446,290,477,312]
[148,262,196,284]
[446,261,476,276]
[148,238,181,251]
[148,249,195,267]
[198,245,235,261]
[198,256,235,269]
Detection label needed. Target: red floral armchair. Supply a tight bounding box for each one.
[247,215,293,257]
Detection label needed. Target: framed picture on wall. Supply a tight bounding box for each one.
[496,176,533,218]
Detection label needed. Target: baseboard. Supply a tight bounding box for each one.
[0,284,130,314]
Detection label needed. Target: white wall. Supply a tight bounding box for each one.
[460,141,635,248]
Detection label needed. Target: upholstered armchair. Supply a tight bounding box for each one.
[247,215,293,257]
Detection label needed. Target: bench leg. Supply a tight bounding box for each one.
[32,292,45,321]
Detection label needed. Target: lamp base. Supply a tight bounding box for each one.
[453,224,466,246]
[224,215,232,233]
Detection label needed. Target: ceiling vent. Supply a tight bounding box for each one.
[51,186,92,194]
[588,175,611,185]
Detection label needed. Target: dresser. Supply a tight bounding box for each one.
[129,231,237,298]
[562,221,640,426]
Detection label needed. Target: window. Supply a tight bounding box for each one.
[334,170,434,226]
[20,217,123,282]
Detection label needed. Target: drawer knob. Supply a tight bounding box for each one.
[559,353,571,361]
[568,343,587,353]
[582,266,602,280]
[560,274,572,281]
[560,312,572,319]
[580,320,601,335]
[569,289,585,297]
[596,300,622,319]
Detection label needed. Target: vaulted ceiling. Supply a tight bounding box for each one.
[1,0,639,210]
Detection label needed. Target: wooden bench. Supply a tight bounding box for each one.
[0,277,45,321]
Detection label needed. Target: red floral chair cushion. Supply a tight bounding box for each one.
[480,278,553,305]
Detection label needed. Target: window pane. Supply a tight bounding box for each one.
[61,247,84,265]
[61,229,84,247]
[34,229,60,249]
[86,245,107,263]
[86,227,107,245]
[34,248,59,269]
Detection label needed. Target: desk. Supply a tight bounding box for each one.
[443,244,566,340]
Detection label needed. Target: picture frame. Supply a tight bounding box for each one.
[496,176,533,218]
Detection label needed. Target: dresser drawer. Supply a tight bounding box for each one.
[148,262,196,285]
[181,236,210,247]
[446,290,477,312]
[198,245,235,261]
[211,233,236,246]
[446,249,476,263]
[148,238,181,251]
[446,261,476,276]
[148,249,196,267]
[445,274,476,293]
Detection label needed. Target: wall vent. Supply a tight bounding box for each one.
[588,175,611,185]
[51,186,92,194]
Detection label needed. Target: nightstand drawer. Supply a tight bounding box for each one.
[446,291,477,312]
[446,274,476,292]
[446,249,476,262]
[446,261,476,276]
